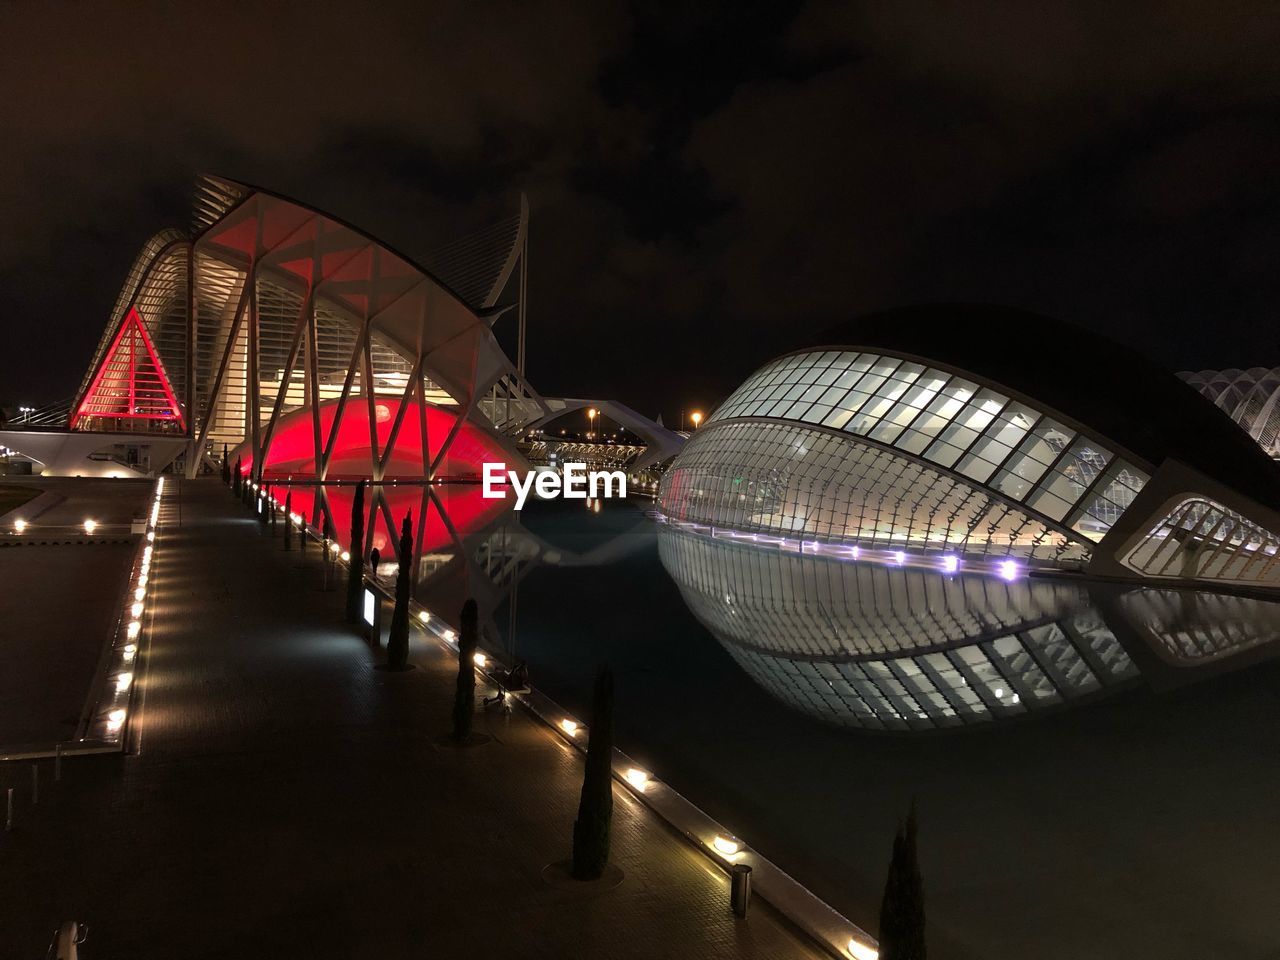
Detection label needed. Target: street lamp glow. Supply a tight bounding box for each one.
[691,411,703,428]
[998,559,1019,581]
[83,518,98,535]
[941,555,960,574]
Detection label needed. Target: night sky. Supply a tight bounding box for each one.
[2,1,1278,424]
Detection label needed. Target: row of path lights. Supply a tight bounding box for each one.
[97,476,164,741]
[4,475,165,850]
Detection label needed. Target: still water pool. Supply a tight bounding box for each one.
[415,492,1280,960]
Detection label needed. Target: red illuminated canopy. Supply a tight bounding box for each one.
[71,307,185,430]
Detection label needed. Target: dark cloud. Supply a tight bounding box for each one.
[1,0,1277,421]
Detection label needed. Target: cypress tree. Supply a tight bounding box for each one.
[386,512,412,670]
[233,456,242,496]
[284,490,293,551]
[345,481,366,623]
[452,599,478,741]
[221,445,231,485]
[572,667,615,880]
[878,802,926,960]
[269,484,278,532]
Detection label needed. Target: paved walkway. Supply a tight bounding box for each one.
[0,479,822,959]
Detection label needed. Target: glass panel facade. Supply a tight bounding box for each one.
[660,419,1088,562]
[697,349,1151,550]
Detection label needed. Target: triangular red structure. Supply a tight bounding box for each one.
[72,307,185,430]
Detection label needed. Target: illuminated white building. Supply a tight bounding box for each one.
[659,305,1280,592]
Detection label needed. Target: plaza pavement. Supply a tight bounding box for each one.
[0,478,153,749]
[0,478,824,959]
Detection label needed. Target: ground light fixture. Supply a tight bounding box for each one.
[134,586,146,602]
[13,518,26,534]
[442,628,456,641]
[340,551,350,562]
[83,518,98,534]
[131,601,144,618]
[624,768,651,790]
[106,709,126,733]
[473,652,487,668]
[559,718,579,736]
[417,610,430,623]
[999,559,1019,581]
[126,620,141,639]
[941,554,960,574]
[847,939,879,960]
[115,672,133,693]
[712,834,743,857]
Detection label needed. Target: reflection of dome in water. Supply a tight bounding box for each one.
[658,524,1280,732]
[659,524,1138,732]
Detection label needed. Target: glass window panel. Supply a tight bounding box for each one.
[1027,488,1074,521]
[896,428,933,455]
[923,438,968,468]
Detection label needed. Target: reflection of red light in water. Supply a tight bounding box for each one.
[243,397,516,555]
[275,483,509,555]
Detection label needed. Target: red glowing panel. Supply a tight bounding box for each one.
[72,307,185,429]
[238,397,514,481]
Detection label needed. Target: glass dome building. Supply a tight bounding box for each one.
[659,306,1280,591]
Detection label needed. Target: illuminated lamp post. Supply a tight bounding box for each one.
[691,411,703,429]
[587,407,597,441]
